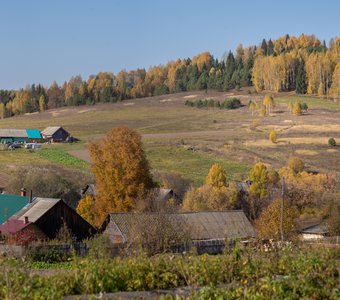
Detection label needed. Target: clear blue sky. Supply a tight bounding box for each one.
[0,0,339,90]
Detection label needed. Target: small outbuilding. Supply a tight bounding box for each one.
[41,126,70,142]
[0,129,28,143]
[298,219,329,241]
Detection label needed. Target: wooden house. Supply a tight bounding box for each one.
[41,126,70,142]
[100,210,255,253]
[0,198,96,241]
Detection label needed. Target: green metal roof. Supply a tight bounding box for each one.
[0,194,29,224]
[26,129,42,139]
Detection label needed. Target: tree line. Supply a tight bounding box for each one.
[0,34,338,119]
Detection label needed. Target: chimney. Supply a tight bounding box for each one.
[20,188,27,197]
[24,216,29,224]
[29,190,33,204]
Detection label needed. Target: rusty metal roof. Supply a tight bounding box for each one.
[106,210,255,242]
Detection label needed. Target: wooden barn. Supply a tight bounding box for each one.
[41,126,70,142]
[100,210,255,253]
[0,129,28,143]
[0,129,42,144]
[0,198,96,240]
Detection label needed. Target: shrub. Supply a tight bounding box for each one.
[300,102,308,112]
[269,130,277,143]
[287,156,304,174]
[328,137,336,147]
[292,102,302,116]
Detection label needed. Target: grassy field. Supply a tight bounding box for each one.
[0,90,339,186]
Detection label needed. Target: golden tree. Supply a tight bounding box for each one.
[292,102,302,116]
[205,163,227,188]
[269,130,278,143]
[76,195,97,227]
[262,94,274,115]
[39,95,46,112]
[256,198,299,240]
[89,126,153,226]
[248,162,269,220]
[248,100,258,115]
[287,156,304,174]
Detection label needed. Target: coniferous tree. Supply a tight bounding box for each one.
[296,60,307,94]
[267,39,274,55]
[261,38,268,55]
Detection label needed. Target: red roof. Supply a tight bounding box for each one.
[0,219,31,234]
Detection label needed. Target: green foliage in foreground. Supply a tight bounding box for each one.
[37,148,88,169]
[0,247,339,299]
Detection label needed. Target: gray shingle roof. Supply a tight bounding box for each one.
[106,210,255,242]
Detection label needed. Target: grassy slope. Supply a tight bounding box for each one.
[0,91,339,184]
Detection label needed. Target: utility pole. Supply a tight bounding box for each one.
[280,176,285,241]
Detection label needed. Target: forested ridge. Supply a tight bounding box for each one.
[0,34,339,118]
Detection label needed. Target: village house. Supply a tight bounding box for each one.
[100,210,255,254]
[0,197,96,241]
[41,126,71,142]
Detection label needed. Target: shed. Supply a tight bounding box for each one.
[298,219,329,240]
[0,129,28,143]
[41,126,70,142]
[2,198,96,240]
[101,210,255,246]
[0,194,30,224]
[26,129,42,142]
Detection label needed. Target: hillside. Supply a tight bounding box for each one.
[0,90,339,186]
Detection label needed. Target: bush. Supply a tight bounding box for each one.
[300,102,308,112]
[222,98,242,109]
[184,98,241,110]
[269,130,277,143]
[328,137,336,147]
[287,156,304,174]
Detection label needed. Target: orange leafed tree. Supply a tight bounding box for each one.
[89,126,154,226]
[76,195,97,227]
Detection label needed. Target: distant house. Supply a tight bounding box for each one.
[298,218,329,240]
[0,129,42,144]
[0,198,96,241]
[41,126,70,142]
[154,188,180,204]
[80,184,97,198]
[100,210,255,253]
